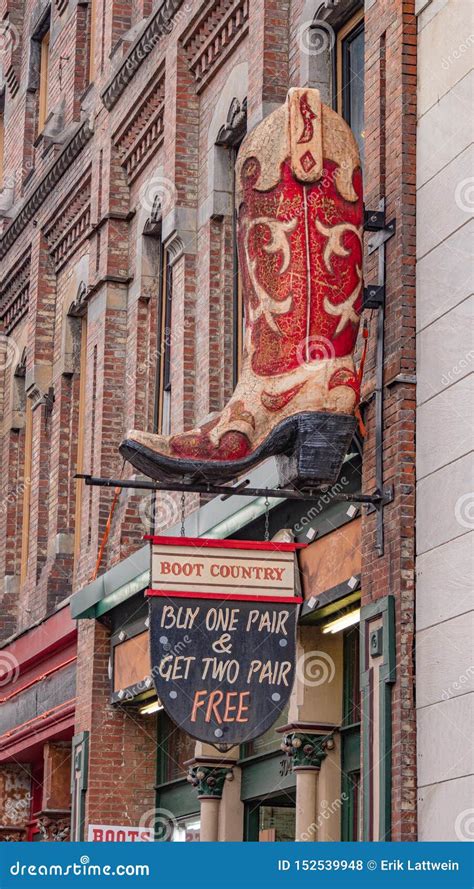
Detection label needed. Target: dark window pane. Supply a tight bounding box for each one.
[342,23,365,166]
[158,715,195,783]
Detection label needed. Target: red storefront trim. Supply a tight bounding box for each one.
[145,535,306,551]
[0,699,76,762]
[146,588,303,604]
[0,656,76,704]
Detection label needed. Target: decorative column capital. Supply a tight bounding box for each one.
[186,764,234,800]
[280,731,335,771]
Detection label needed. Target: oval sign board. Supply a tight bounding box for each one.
[146,536,304,747]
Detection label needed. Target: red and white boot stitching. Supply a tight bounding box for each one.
[120,88,363,484]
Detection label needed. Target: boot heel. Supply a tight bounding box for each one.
[276,412,357,488]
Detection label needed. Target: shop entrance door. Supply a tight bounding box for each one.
[244,791,296,841]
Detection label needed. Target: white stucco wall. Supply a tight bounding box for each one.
[415,0,474,841]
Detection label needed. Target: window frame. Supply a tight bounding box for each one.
[0,100,4,187]
[88,0,97,83]
[155,243,172,436]
[231,141,245,387]
[20,397,33,585]
[74,316,88,565]
[340,624,362,842]
[37,28,50,134]
[336,8,365,165]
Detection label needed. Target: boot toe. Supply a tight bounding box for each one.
[122,429,171,457]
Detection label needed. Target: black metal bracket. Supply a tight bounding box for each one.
[76,473,392,511]
[362,201,396,556]
[363,284,385,310]
[364,208,386,231]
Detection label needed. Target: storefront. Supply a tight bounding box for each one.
[71,447,366,843]
[0,604,76,841]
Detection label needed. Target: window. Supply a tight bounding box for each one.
[157,713,196,785]
[37,28,50,133]
[89,0,97,82]
[155,713,198,842]
[155,244,172,435]
[74,316,88,564]
[244,793,296,842]
[337,9,365,165]
[231,138,245,386]
[170,815,200,842]
[0,99,4,186]
[240,704,289,759]
[215,97,247,387]
[20,397,33,585]
[341,625,361,841]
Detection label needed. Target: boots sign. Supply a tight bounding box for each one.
[146,536,304,746]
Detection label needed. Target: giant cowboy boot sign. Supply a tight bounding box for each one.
[121,88,363,487]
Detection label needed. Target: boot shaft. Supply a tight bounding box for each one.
[236,89,363,378]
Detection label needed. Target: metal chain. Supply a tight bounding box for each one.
[180,492,186,537]
[264,492,270,542]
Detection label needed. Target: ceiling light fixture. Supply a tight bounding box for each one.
[321,608,360,635]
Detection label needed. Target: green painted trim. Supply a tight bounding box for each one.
[341,627,360,840]
[70,731,89,841]
[360,595,395,841]
[240,751,295,802]
[156,781,198,825]
[244,803,260,841]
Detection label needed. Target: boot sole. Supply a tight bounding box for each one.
[120,411,356,488]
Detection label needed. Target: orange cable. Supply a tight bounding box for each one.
[91,485,122,580]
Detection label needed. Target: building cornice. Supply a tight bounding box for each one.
[0,120,94,261]
[101,0,185,111]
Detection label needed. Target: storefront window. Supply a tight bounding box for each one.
[170,815,200,842]
[257,805,295,842]
[341,625,361,841]
[244,792,296,842]
[157,713,196,784]
[240,705,289,759]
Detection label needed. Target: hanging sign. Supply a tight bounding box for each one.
[146,536,304,747]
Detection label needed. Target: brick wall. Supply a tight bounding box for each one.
[361,0,417,841]
[0,0,417,835]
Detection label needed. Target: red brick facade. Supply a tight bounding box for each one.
[0,0,416,840]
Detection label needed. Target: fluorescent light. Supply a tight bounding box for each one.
[139,699,163,716]
[321,608,360,635]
